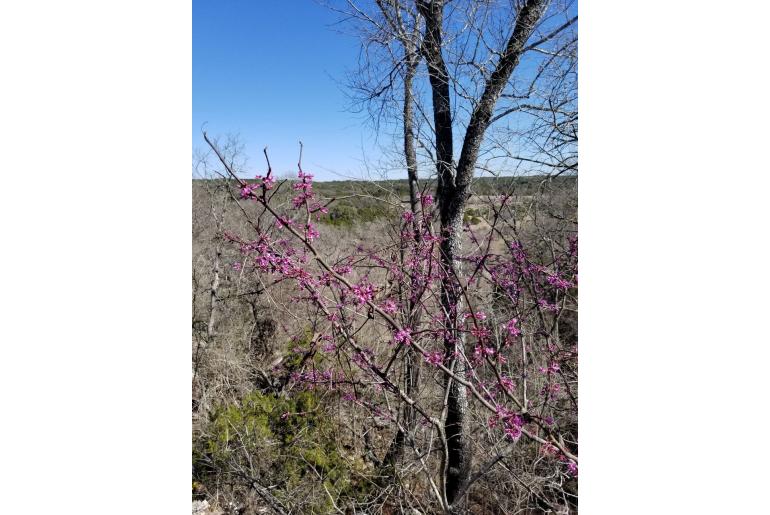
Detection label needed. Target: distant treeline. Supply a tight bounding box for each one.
[193,174,576,227]
[193,174,576,196]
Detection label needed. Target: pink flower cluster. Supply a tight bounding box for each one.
[498,375,515,392]
[351,282,374,305]
[305,223,320,241]
[473,345,496,362]
[546,274,572,290]
[470,325,491,341]
[291,368,338,388]
[380,299,398,314]
[393,327,412,345]
[539,362,561,375]
[538,299,559,312]
[504,318,521,338]
[239,173,275,199]
[292,170,315,208]
[424,351,444,366]
[490,406,525,441]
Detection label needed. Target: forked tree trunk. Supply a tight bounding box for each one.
[417,0,550,507]
[417,1,470,505]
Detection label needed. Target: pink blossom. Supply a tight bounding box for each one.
[493,407,524,441]
[334,264,352,275]
[470,325,491,341]
[539,362,561,374]
[473,345,496,362]
[499,375,515,391]
[240,183,255,199]
[351,283,374,305]
[464,311,486,322]
[546,274,571,290]
[424,351,443,366]
[381,299,398,314]
[394,328,412,345]
[541,383,561,397]
[540,443,559,456]
[305,223,320,241]
[504,318,521,337]
[538,299,559,312]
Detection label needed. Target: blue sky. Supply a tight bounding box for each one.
[194,0,577,180]
[193,0,381,180]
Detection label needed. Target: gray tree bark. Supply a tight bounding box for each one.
[384,20,422,468]
[417,0,550,507]
[206,187,226,342]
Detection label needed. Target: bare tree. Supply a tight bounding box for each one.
[324,0,577,509]
[419,2,556,503]
[195,1,578,511]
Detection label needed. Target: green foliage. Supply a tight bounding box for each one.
[323,205,357,227]
[194,389,372,513]
[321,202,392,227]
[464,208,482,225]
[283,329,316,369]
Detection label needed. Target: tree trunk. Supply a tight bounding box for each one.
[207,191,225,341]
[404,49,421,240]
[384,40,422,468]
[417,1,471,505]
[418,0,550,507]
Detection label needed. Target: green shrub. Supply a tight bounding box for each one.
[323,205,357,227]
[464,208,482,225]
[321,201,393,226]
[194,389,372,513]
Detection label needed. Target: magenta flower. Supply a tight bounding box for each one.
[240,183,255,199]
[381,299,398,314]
[540,442,559,456]
[305,223,320,241]
[505,318,521,337]
[424,351,443,366]
[538,299,559,312]
[546,274,571,290]
[351,283,374,305]
[334,264,352,275]
[539,362,561,375]
[499,375,515,391]
[394,327,412,345]
[471,326,491,341]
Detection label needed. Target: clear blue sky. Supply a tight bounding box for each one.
[193,0,381,181]
[194,1,577,180]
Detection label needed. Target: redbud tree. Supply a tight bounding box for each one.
[204,132,577,512]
